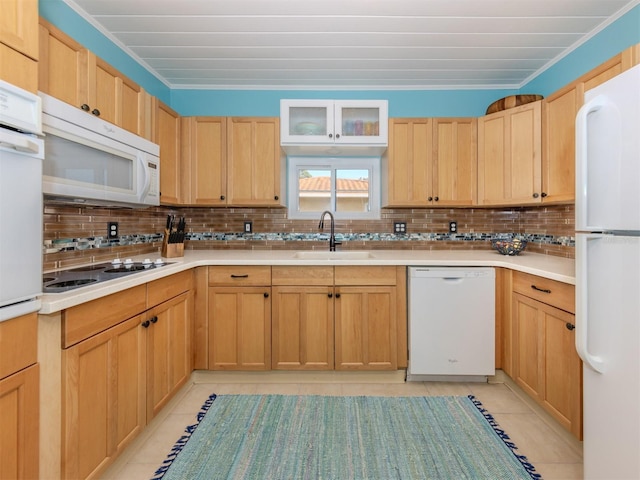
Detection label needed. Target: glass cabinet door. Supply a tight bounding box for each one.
[280,100,333,144]
[334,100,388,145]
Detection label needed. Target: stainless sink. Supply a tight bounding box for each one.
[292,251,376,260]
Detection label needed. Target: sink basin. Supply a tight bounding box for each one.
[292,251,375,260]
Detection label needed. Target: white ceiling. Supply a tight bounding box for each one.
[66,0,640,90]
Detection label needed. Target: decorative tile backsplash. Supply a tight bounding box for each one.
[43,203,575,270]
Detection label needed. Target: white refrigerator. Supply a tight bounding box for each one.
[575,63,640,479]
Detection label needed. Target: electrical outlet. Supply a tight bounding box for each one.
[393,222,407,234]
[449,221,457,233]
[244,221,253,233]
[108,221,119,239]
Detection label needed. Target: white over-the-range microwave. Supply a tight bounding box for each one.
[39,92,160,208]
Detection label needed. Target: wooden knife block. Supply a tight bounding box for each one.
[161,229,184,258]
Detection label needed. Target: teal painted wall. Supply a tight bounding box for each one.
[170,89,517,117]
[39,0,639,116]
[522,4,640,96]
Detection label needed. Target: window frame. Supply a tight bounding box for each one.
[286,156,381,220]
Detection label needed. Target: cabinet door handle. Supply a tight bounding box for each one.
[328,292,333,298]
[328,133,333,138]
[531,285,551,294]
[533,193,540,198]
[428,196,433,201]
[91,108,101,116]
[150,316,158,324]
[566,323,575,331]
[274,195,279,200]
[80,104,90,112]
[230,274,249,278]
[141,320,150,328]
[434,196,439,202]
[541,192,548,198]
[335,293,341,299]
[264,292,269,298]
[335,133,340,139]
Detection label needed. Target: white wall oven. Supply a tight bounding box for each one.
[0,80,44,321]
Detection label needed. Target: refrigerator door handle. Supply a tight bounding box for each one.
[575,234,606,374]
[575,94,608,232]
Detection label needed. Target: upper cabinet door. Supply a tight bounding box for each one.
[333,100,388,145]
[0,0,38,60]
[280,99,388,151]
[280,100,333,144]
[478,101,542,206]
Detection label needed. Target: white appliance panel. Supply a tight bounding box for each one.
[576,234,640,479]
[0,81,43,321]
[576,64,640,232]
[408,267,495,379]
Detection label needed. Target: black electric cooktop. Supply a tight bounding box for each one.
[43,259,173,293]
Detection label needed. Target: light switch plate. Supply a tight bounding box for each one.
[244,221,253,233]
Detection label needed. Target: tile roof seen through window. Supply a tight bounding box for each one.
[299,177,368,192]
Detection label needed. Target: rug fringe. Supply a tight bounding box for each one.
[468,394,542,480]
[151,393,217,480]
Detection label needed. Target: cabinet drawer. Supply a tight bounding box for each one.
[272,266,334,286]
[513,272,575,313]
[208,266,271,286]
[147,270,193,307]
[335,266,397,286]
[62,285,147,347]
[0,312,37,379]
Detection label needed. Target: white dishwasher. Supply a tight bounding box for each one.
[407,267,495,381]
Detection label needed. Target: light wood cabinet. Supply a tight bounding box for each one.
[541,43,640,205]
[41,271,193,479]
[38,19,147,137]
[0,0,38,92]
[510,272,581,439]
[0,313,39,480]
[62,314,146,480]
[478,101,542,206]
[334,266,397,370]
[227,117,284,206]
[272,266,335,370]
[0,0,38,61]
[208,266,272,370]
[432,118,478,206]
[181,116,227,205]
[383,118,432,207]
[145,291,193,420]
[156,100,182,205]
[384,118,477,207]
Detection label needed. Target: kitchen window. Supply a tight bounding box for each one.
[287,157,380,220]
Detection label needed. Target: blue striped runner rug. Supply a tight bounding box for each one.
[152,394,540,480]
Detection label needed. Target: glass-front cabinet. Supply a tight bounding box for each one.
[280,100,388,150]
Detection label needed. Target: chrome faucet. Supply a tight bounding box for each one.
[318,210,341,251]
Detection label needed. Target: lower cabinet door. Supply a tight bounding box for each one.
[272,286,334,370]
[208,287,271,370]
[512,292,582,439]
[146,291,193,420]
[62,314,146,480]
[334,287,397,370]
[0,364,39,480]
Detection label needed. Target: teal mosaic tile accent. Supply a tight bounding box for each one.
[43,232,574,253]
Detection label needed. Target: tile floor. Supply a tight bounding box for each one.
[100,371,583,480]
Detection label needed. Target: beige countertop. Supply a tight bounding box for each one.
[39,249,575,314]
